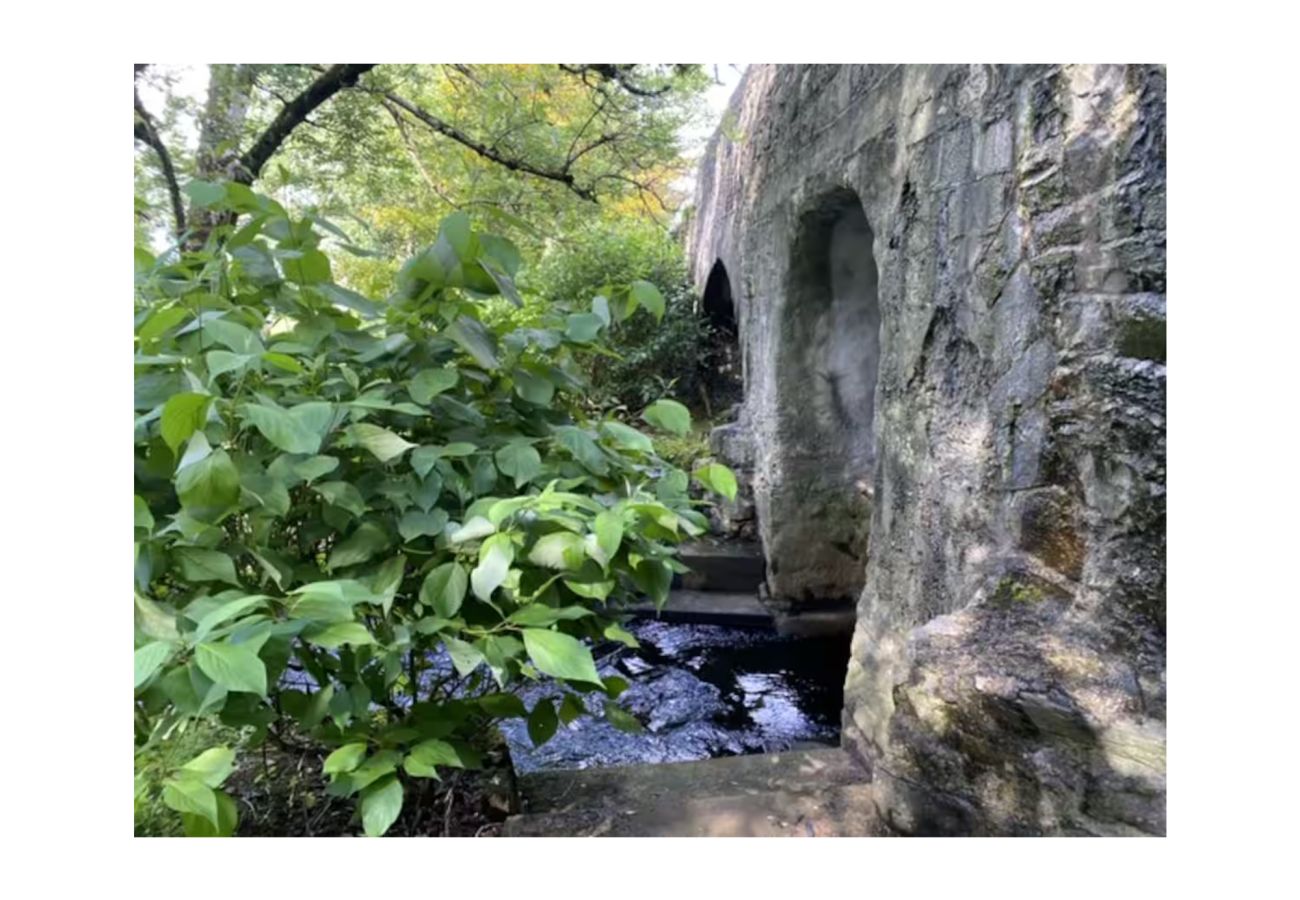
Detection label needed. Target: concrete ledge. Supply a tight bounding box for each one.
[677,540,766,592]
[504,748,881,836]
[504,783,883,837]
[626,589,773,627]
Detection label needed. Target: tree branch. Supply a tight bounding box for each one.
[237,64,376,183]
[376,89,598,202]
[558,64,672,98]
[133,82,186,237]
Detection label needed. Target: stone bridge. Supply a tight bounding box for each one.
[685,64,1166,835]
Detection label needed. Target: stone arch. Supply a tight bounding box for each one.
[699,259,744,413]
[702,259,737,337]
[766,187,881,605]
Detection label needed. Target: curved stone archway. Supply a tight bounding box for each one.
[688,65,1167,835]
[699,259,744,415]
[766,188,881,607]
[702,259,737,336]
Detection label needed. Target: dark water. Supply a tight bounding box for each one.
[499,619,852,774]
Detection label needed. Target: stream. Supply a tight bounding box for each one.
[499,618,851,774]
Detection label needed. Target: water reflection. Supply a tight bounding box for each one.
[501,619,850,774]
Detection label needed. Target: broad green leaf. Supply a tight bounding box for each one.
[528,698,559,747]
[600,421,654,453]
[446,316,499,370]
[558,694,586,724]
[528,532,586,570]
[135,592,180,641]
[323,742,368,775]
[603,623,640,648]
[602,675,630,698]
[692,463,739,501]
[604,700,645,733]
[521,628,602,686]
[193,594,268,642]
[411,472,444,511]
[261,351,304,374]
[441,211,473,261]
[138,306,189,342]
[398,508,449,543]
[372,553,406,614]
[195,641,267,696]
[361,775,404,837]
[495,442,542,488]
[591,294,611,326]
[185,180,225,207]
[306,621,375,649]
[471,535,512,601]
[281,248,332,285]
[181,789,238,837]
[641,398,691,436]
[594,510,623,561]
[349,423,416,462]
[633,558,674,610]
[314,481,367,517]
[480,232,522,275]
[160,393,211,452]
[420,562,467,618]
[202,317,262,355]
[480,256,524,307]
[176,430,213,470]
[180,746,236,788]
[207,350,252,379]
[551,425,608,475]
[512,368,554,406]
[442,635,484,677]
[174,548,240,586]
[405,738,475,775]
[134,495,154,532]
[315,283,380,318]
[409,368,459,406]
[133,641,173,688]
[239,403,320,454]
[563,573,614,600]
[449,516,496,544]
[565,312,604,343]
[342,749,398,792]
[294,455,339,483]
[328,522,391,570]
[163,777,219,826]
[630,280,666,321]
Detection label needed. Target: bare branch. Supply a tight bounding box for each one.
[238,64,376,183]
[375,88,598,202]
[558,64,672,98]
[133,81,186,237]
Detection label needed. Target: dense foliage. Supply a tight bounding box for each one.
[134,64,712,260]
[133,182,736,836]
[532,219,712,412]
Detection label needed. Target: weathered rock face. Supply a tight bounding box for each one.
[687,65,1166,835]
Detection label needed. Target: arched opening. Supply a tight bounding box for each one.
[702,259,737,336]
[768,188,881,606]
[699,259,743,415]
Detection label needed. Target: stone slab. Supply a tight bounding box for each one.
[518,747,864,812]
[503,748,880,837]
[626,589,772,627]
[676,540,766,592]
[503,784,883,837]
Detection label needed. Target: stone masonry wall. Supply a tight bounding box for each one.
[687,64,1166,835]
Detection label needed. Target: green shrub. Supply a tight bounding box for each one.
[531,220,712,413]
[133,182,736,836]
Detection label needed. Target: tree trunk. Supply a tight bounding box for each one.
[186,64,258,247]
